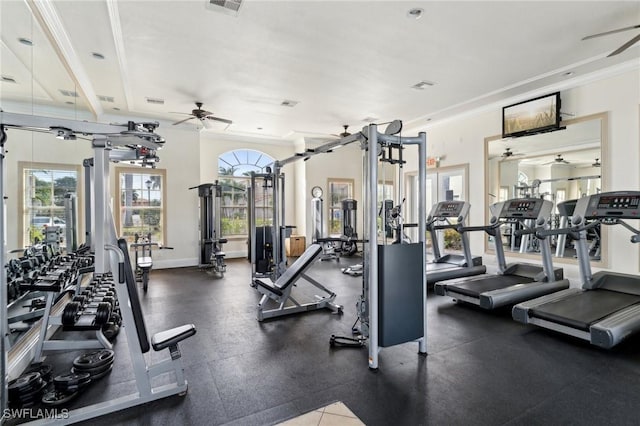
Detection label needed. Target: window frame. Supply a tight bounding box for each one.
[18,161,82,248]
[115,167,167,245]
[217,149,275,238]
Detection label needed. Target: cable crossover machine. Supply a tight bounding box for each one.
[249,120,428,369]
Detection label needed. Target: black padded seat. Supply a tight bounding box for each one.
[529,289,640,331]
[253,244,323,294]
[446,275,535,298]
[152,324,197,351]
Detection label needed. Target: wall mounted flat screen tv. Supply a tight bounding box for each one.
[502,92,561,138]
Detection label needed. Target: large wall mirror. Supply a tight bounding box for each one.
[485,112,608,266]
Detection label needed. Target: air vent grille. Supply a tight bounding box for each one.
[1,75,17,83]
[411,80,436,90]
[146,97,165,105]
[59,89,79,97]
[97,95,115,103]
[209,0,242,12]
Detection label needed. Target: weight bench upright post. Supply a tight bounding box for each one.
[253,244,343,321]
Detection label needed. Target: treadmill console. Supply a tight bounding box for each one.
[427,200,469,222]
[580,191,640,220]
[499,198,550,220]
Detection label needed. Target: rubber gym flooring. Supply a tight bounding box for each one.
[29,256,640,425]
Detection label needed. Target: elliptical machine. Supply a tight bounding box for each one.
[190,182,227,277]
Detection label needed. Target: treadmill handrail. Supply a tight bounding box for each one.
[432,224,459,231]
[536,221,599,238]
[458,223,501,234]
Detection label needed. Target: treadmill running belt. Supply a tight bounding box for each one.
[426,262,458,272]
[529,289,640,331]
[445,275,535,298]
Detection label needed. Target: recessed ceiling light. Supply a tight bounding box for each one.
[426,118,432,122]
[281,99,299,107]
[91,52,105,60]
[18,37,33,46]
[407,8,424,19]
[362,116,379,123]
[563,71,575,77]
[257,127,263,130]
[65,101,74,105]
[1,75,17,83]
[113,107,121,111]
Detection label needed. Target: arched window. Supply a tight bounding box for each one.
[518,171,529,186]
[218,149,275,236]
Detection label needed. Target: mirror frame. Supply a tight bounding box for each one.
[484,111,609,267]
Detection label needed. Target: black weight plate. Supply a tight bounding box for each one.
[72,349,114,369]
[53,372,91,388]
[25,363,53,383]
[71,364,113,381]
[102,323,120,341]
[59,378,91,392]
[16,380,47,402]
[8,372,41,393]
[71,359,113,376]
[42,390,79,406]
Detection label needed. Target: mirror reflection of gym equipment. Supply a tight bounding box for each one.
[312,189,360,262]
[190,182,227,277]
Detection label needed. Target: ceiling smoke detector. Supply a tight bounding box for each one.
[206,0,243,16]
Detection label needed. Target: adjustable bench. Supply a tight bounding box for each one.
[253,243,343,321]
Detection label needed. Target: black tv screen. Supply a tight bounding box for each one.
[502,92,561,138]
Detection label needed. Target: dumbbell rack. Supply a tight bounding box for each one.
[33,273,119,363]
[7,253,95,379]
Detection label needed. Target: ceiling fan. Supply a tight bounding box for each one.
[582,24,640,57]
[171,102,232,127]
[543,154,571,165]
[332,125,351,138]
[500,147,525,159]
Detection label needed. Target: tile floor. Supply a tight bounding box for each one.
[277,402,364,426]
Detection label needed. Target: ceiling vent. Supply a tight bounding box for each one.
[59,89,79,97]
[362,116,378,123]
[1,75,17,83]
[97,95,115,103]
[411,80,435,90]
[207,0,243,15]
[146,97,165,105]
[281,99,299,107]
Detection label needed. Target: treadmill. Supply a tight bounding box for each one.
[434,198,568,309]
[426,201,486,286]
[513,191,640,348]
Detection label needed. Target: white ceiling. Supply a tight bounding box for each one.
[1,1,639,141]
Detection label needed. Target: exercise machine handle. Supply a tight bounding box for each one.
[119,262,125,284]
[457,223,499,233]
[514,228,537,237]
[432,224,458,231]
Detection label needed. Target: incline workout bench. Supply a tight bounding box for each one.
[253,244,343,321]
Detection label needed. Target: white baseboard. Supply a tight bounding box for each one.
[154,251,247,270]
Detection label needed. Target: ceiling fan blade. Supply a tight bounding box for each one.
[207,116,233,125]
[169,111,193,115]
[583,24,640,40]
[172,116,196,126]
[608,33,640,56]
[196,110,213,117]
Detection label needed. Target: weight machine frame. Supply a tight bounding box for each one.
[272,122,427,369]
[0,112,194,424]
[189,182,227,277]
[248,169,288,283]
